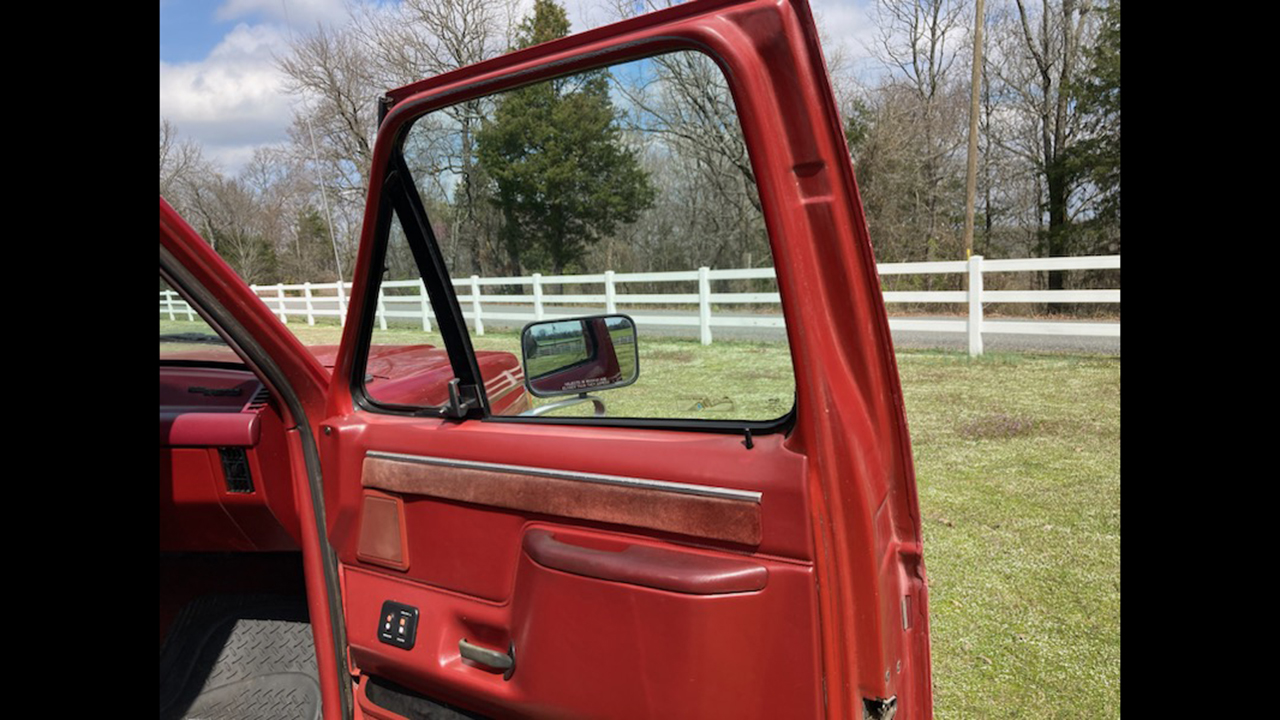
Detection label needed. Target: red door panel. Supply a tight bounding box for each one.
[322,415,821,718]
[359,489,529,601]
[321,415,815,563]
[343,536,821,720]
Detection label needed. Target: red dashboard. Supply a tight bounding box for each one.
[159,364,302,552]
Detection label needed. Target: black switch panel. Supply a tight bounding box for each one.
[377,601,419,650]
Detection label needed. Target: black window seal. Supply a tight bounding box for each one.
[483,410,797,436]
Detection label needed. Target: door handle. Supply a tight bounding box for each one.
[459,638,515,680]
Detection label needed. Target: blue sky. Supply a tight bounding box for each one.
[160,0,235,64]
[160,0,878,174]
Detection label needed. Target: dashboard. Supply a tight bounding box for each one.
[159,364,302,552]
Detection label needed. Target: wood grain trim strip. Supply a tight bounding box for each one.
[365,451,762,502]
[362,456,762,546]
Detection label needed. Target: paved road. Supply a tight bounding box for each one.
[885,318,1119,355]
[259,298,1120,355]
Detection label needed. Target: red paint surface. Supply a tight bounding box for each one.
[158,366,260,409]
[159,448,257,552]
[326,1,932,714]
[160,411,260,447]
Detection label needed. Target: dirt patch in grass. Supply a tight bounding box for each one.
[957,412,1040,440]
[644,348,695,363]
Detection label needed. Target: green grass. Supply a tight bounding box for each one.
[161,316,1120,717]
[899,351,1120,718]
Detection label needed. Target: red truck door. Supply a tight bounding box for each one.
[319,1,932,718]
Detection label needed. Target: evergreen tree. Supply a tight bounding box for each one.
[284,206,337,282]
[1071,0,1120,234]
[476,0,654,274]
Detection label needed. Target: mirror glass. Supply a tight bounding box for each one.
[522,315,638,397]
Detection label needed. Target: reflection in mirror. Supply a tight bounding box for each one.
[522,315,638,397]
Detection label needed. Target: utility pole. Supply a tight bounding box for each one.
[962,0,986,260]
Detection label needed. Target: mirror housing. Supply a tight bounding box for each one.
[520,315,639,398]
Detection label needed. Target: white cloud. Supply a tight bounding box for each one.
[160,23,297,172]
[159,0,883,174]
[216,0,349,26]
[810,0,881,82]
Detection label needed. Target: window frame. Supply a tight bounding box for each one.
[351,44,798,435]
[349,167,491,420]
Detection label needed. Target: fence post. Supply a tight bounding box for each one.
[698,266,712,345]
[337,282,347,327]
[303,282,315,325]
[605,270,617,314]
[376,287,388,330]
[532,273,544,320]
[276,284,289,324]
[471,275,485,335]
[968,254,983,357]
[165,290,176,321]
[419,279,432,332]
[184,297,194,321]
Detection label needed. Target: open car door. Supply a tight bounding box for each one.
[316,0,930,718]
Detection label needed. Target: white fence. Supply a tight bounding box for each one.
[160,255,1119,356]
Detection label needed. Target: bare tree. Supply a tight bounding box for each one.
[355,0,517,87]
[352,0,518,275]
[608,50,768,276]
[990,0,1096,297]
[277,20,380,278]
[238,147,346,283]
[184,174,279,284]
[875,0,967,103]
[160,119,212,209]
[867,0,969,270]
[279,23,378,194]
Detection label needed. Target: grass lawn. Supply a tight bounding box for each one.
[161,317,1121,717]
[900,351,1120,718]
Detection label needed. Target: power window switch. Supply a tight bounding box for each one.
[377,601,418,650]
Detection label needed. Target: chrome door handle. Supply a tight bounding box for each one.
[459,638,515,680]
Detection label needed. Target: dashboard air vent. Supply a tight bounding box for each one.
[244,386,271,412]
[219,448,254,493]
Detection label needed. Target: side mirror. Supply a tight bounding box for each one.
[520,315,639,397]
